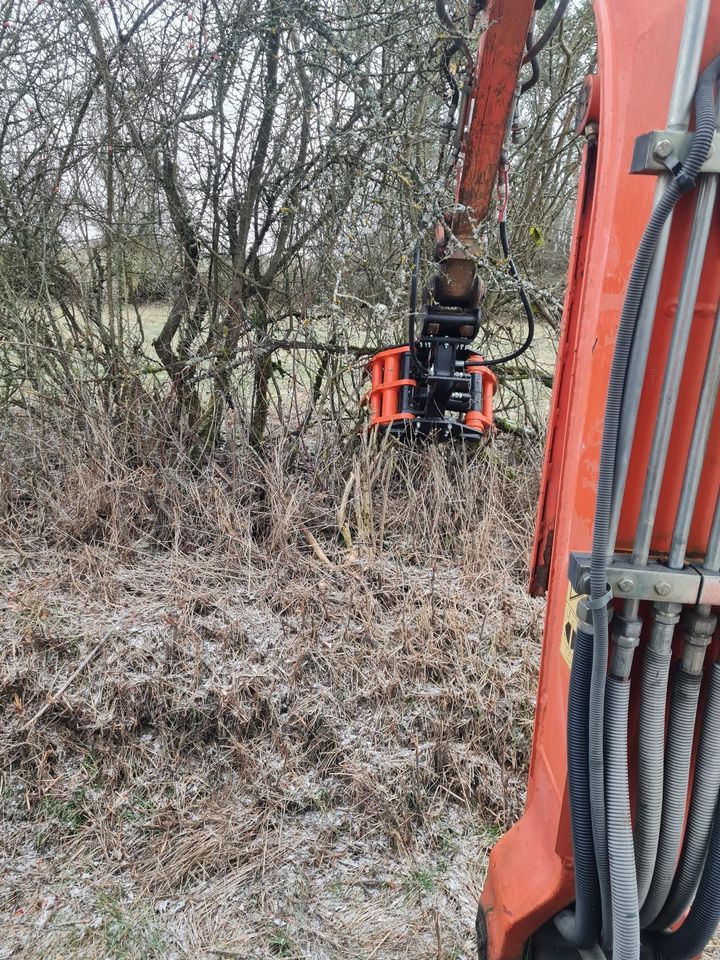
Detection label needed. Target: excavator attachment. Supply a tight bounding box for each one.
[362,335,497,441]
[361,0,538,443]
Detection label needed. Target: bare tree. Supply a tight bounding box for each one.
[0,0,594,445]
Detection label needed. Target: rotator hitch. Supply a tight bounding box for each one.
[362,192,533,443]
[362,232,498,441]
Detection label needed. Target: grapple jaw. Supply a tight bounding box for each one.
[362,333,496,442]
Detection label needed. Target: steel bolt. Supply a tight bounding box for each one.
[654,581,672,597]
[653,138,673,160]
[618,577,634,594]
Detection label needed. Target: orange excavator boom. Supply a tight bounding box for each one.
[475,2,720,959]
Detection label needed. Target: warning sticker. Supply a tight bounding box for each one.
[560,583,583,669]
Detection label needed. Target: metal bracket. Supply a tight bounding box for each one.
[630,130,720,175]
[567,553,720,605]
[695,566,720,605]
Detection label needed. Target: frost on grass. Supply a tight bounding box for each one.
[0,431,544,959]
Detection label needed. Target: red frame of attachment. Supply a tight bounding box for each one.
[363,346,498,433]
[465,354,497,431]
[363,346,416,428]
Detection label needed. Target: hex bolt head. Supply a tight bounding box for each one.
[618,577,634,593]
[654,581,672,597]
[653,138,673,160]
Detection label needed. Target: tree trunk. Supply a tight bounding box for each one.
[250,343,273,453]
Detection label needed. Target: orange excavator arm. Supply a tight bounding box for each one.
[478,2,720,960]
[361,1,541,442]
[455,0,536,220]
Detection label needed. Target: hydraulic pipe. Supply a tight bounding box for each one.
[704,492,720,572]
[583,157,708,953]
[607,0,713,556]
[630,102,719,916]
[605,677,639,960]
[636,72,720,918]
[668,297,720,567]
[554,618,602,949]
[641,606,717,928]
[589,50,720,958]
[652,382,720,928]
[635,280,720,913]
[655,662,720,930]
[631,173,718,566]
[640,666,703,928]
[634,602,682,908]
[608,14,713,915]
[647,795,720,960]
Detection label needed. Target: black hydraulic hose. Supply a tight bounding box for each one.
[435,0,473,68]
[521,54,540,95]
[523,0,571,63]
[586,54,720,957]
[484,221,535,368]
[635,640,675,908]
[553,621,602,949]
[521,31,540,95]
[641,667,702,928]
[606,677,640,960]
[408,239,428,378]
[647,798,720,960]
[655,662,720,930]
[437,40,461,177]
[434,0,474,173]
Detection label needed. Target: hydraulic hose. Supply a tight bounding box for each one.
[520,30,540,95]
[635,607,681,908]
[522,0,570,63]
[587,147,678,957]
[647,797,720,960]
[434,0,473,68]
[586,54,720,954]
[484,221,535,368]
[408,239,428,378]
[553,621,601,949]
[641,668,703,928]
[654,661,720,931]
[605,677,639,960]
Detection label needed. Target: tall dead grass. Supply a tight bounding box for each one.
[0,405,545,958]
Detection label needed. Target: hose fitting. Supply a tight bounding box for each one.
[679,605,716,675]
[610,615,642,680]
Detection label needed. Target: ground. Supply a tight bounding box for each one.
[1,430,717,959]
[0,551,534,959]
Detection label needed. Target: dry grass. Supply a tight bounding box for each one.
[3,411,715,959]
[0,413,543,959]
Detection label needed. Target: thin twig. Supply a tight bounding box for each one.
[23,640,104,731]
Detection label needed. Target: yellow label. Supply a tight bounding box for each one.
[560,583,583,668]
